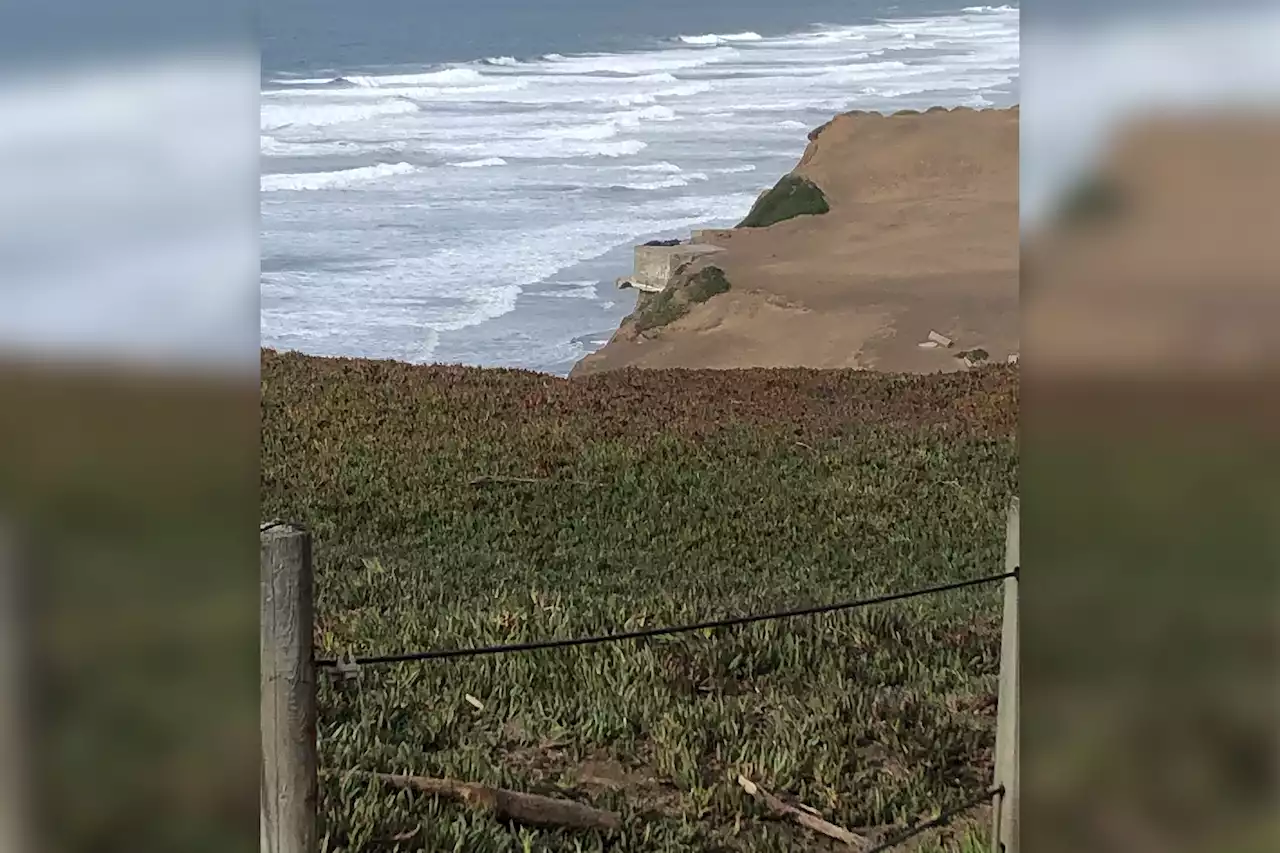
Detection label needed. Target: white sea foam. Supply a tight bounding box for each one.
[261,162,420,192]
[272,80,529,102]
[631,72,680,84]
[679,32,764,46]
[609,92,657,106]
[269,68,491,88]
[429,136,648,160]
[818,60,911,80]
[449,156,508,168]
[539,48,737,75]
[619,175,693,190]
[363,67,488,87]
[260,135,408,156]
[266,75,346,86]
[532,281,601,299]
[484,56,520,66]
[545,120,620,141]
[681,35,726,46]
[261,98,418,131]
[642,82,714,100]
[630,162,684,173]
[576,139,647,158]
[266,191,757,364]
[612,105,678,126]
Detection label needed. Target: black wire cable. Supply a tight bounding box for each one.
[864,786,1003,853]
[314,570,1015,668]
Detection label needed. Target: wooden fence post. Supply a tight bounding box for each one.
[0,521,34,853]
[991,498,1020,853]
[261,523,318,853]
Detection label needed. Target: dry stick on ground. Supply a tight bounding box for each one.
[354,770,622,833]
[737,775,870,851]
[469,475,601,488]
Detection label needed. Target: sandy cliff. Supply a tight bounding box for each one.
[571,106,1019,377]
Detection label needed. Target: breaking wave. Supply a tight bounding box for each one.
[261,162,420,192]
[449,157,508,168]
[679,32,764,46]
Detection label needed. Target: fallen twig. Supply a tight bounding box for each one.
[350,770,621,833]
[737,774,869,850]
[469,475,601,488]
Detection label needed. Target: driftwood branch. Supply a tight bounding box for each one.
[469,475,601,488]
[737,775,869,850]
[354,770,621,833]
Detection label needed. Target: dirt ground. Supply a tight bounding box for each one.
[572,107,1019,376]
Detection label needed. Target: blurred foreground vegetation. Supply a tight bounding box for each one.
[261,352,1018,852]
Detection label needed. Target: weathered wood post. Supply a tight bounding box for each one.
[991,498,1020,853]
[261,523,318,853]
[0,520,34,853]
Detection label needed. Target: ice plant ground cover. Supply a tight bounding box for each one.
[260,351,1018,852]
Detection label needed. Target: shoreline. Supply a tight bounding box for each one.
[262,104,1020,378]
[261,6,1021,368]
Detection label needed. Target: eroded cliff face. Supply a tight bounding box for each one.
[570,261,727,378]
[571,106,1020,377]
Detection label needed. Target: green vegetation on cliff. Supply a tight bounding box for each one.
[684,265,731,302]
[632,265,732,334]
[738,174,830,228]
[261,350,1018,852]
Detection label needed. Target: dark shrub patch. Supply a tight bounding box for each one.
[633,266,732,333]
[738,175,830,228]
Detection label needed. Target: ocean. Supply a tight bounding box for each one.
[261,2,1020,375]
